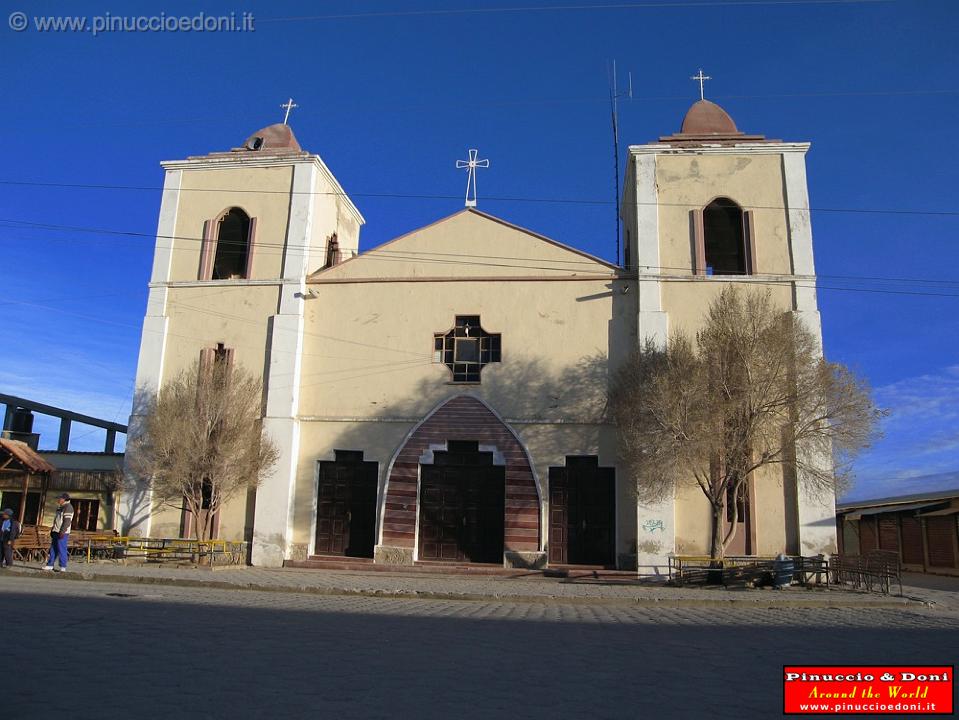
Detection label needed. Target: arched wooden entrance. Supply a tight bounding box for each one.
[378,395,540,565]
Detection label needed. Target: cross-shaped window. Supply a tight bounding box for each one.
[433,315,501,383]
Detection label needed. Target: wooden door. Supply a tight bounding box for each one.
[315,453,378,558]
[419,466,465,562]
[345,465,377,558]
[548,458,614,566]
[315,465,349,555]
[462,466,505,564]
[418,442,505,564]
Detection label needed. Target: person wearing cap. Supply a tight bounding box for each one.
[0,508,21,568]
[43,493,74,572]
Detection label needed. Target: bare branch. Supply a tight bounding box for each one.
[612,285,882,560]
[126,362,279,542]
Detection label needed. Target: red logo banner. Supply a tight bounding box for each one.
[784,665,954,715]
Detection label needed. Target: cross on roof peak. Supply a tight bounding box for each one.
[455,149,489,208]
[690,69,711,101]
[280,98,298,125]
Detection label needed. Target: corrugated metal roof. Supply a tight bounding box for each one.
[837,487,959,511]
[841,501,948,520]
[0,438,56,473]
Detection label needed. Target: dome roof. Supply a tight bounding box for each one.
[680,99,739,135]
[241,123,302,152]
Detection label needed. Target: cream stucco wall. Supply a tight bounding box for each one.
[161,285,278,383]
[626,143,828,561]
[672,465,792,556]
[288,421,636,558]
[283,211,638,560]
[127,128,833,565]
[319,211,614,281]
[169,166,295,282]
[655,153,794,277]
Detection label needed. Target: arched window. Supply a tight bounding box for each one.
[323,233,341,269]
[199,208,256,280]
[692,198,756,276]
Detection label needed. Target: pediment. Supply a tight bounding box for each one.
[308,209,617,282]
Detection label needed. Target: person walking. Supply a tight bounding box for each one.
[43,493,74,572]
[0,508,21,568]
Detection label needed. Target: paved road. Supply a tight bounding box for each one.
[3,575,957,720]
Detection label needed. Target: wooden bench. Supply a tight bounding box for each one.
[11,526,119,564]
[11,525,48,563]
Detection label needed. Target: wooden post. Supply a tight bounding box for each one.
[17,472,29,525]
[36,472,49,527]
[2,404,14,432]
[105,429,116,454]
[58,419,72,452]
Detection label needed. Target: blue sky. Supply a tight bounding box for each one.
[1,0,956,500]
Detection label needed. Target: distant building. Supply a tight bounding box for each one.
[0,394,125,530]
[837,489,959,575]
[122,98,837,571]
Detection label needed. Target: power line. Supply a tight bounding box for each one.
[1,180,957,217]
[28,88,959,133]
[1,219,957,290]
[257,0,891,24]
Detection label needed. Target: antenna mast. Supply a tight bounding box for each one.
[609,60,632,267]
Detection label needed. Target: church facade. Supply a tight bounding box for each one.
[121,101,838,571]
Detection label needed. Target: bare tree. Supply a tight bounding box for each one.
[611,286,882,560]
[126,361,278,542]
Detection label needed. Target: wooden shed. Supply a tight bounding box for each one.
[0,438,56,525]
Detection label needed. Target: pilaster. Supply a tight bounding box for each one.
[251,161,316,566]
[119,169,181,537]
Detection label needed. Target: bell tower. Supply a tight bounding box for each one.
[621,96,836,573]
[120,121,364,566]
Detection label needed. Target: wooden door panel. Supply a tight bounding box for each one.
[419,458,504,564]
[860,517,878,553]
[346,465,377,558]
[315,455,377,558]
[900,515,924,565]
[548,470,568,564]
[549,461,614,566]
[878,515,899,553]
[926,517,957,568]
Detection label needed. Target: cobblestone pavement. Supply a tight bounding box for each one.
[2,573,957,720]
[6,561,955,609]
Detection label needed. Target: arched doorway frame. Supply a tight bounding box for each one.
[376,393,543,563]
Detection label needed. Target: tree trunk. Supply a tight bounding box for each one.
[709,505,724,560]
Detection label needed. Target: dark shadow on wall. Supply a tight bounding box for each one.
[298,352,619,557]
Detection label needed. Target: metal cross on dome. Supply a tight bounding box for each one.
[456,149,489,208]
[690,69,711,101]
[280,98,298,125]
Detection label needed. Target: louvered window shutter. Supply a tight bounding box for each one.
[692,208,706,276]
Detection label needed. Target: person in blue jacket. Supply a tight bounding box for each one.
[1,507,21,568]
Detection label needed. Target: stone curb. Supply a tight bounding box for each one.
[4,567,925,609]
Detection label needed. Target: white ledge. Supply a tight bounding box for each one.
[628,142,811,156]
[159,154,365,226]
